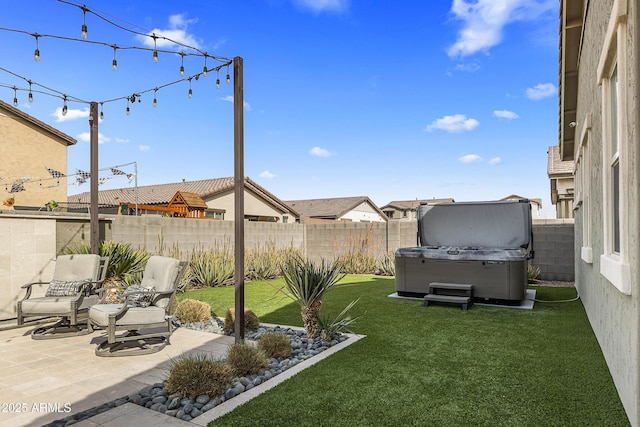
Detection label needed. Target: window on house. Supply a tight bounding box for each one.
[576,114,592,263]
[597,0,630,294]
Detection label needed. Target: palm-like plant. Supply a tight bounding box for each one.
[279,255,344,338]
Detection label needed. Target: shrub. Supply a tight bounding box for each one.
[166,353,233,399]
[319,299,360,342]
[62,240,150,285]
[224,308,260,332]
[174,299,212,324]
[258,332,292,358]
[226,342,269,377]
[279,255,344,338]
[376,251,396,276]
[528,264,542,283]
[336,251,377,274]
[187,244,234,288]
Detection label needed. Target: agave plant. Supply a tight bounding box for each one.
[279,255,344,338]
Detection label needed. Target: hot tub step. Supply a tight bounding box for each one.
[424,282,474,310]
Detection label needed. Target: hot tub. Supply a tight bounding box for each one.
[395,200,533,304]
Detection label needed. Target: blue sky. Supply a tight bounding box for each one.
[1,0,560,217]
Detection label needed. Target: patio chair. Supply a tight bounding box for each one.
[17,254,110,339]
[89,256,186,357]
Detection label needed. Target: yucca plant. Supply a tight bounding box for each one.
[319,298,360,342]
[376,251,396,276]
[279,255,344,338]
[187,245,234,288]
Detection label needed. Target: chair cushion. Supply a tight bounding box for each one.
[90,304,167,327]
[53,254,101,282]
[121,285,155,307]
[20,295,98,315]
[140,256,180,308]
[45,279,91,297]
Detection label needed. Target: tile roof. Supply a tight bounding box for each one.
[68,177,298,216]
[380,198,455,211]
[0,100,76,146]
[547,145,574,176]
[284,196,383,219]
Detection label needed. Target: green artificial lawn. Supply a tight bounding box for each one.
[179,275,630,427]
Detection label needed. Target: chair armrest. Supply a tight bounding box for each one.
[18,281,49,301]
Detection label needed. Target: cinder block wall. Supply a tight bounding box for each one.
[531,219,575,281]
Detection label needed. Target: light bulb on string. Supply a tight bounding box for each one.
[62,96,68,116]
[153,88,158,107]
[152,34,159,63]
[226,65,231,84]
[126,102,130,116]
[202,54,208,77]
[188,78,193,98]
[28,81,33,102]
[179,53,185,76]
[112,45,118,71]
[216,70,220,89]
[99,102,104,120]
[12,87,18,107]
[33,34,40,62]
[80,6,88,38]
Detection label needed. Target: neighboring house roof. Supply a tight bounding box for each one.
[500,194,543,209]
[0,100,76,146]
[547,145,574,177]
[380,198,455,211]
[284,196,385,220]
[68,177,299,216]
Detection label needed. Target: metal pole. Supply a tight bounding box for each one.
[233,57,245,343]
[89,102,99,254]
[134,161,138,215]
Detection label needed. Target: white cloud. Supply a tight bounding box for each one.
[259,170,276,179]
[489,157,502,165]
[425,114,479,133]
[139,145,150,151]
[52,107,89,123]
[459,154,482,163]
[77,131,110,144]
[454,62,480,73]
[310,146,334,157]
[292,0,349,13]
[493,110,519,119]
[219,96,252,111]
[136,14,201,49]
[447,0,557,58]
[525,82,556,100]
[115,138,130,144]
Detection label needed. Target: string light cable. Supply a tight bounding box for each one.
[0,1,233,111]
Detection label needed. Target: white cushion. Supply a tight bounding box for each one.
[90,304,166,327]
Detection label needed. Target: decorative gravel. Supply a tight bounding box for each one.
[45,318,350,426]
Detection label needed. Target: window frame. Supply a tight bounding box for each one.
[597,0,630,294]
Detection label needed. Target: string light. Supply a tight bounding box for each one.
[33,34,40,62]
[100,102,104,120]
[12,86,18,107]
[202,54,208,77]
[216,70,220,89]
[125,99,130,115]
[80,5,88,39]
[62,95,68,116]
[226,65,231,84]
[153,88,158,107]
[152,34,159,63]
[112,45,118,71]
[28,80,33,102]
[179,52,185,76]
[188,78,193,98]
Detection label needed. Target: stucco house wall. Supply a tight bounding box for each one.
[565,0,639,423]
[0,101,75,208]
[339,201,387,222]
